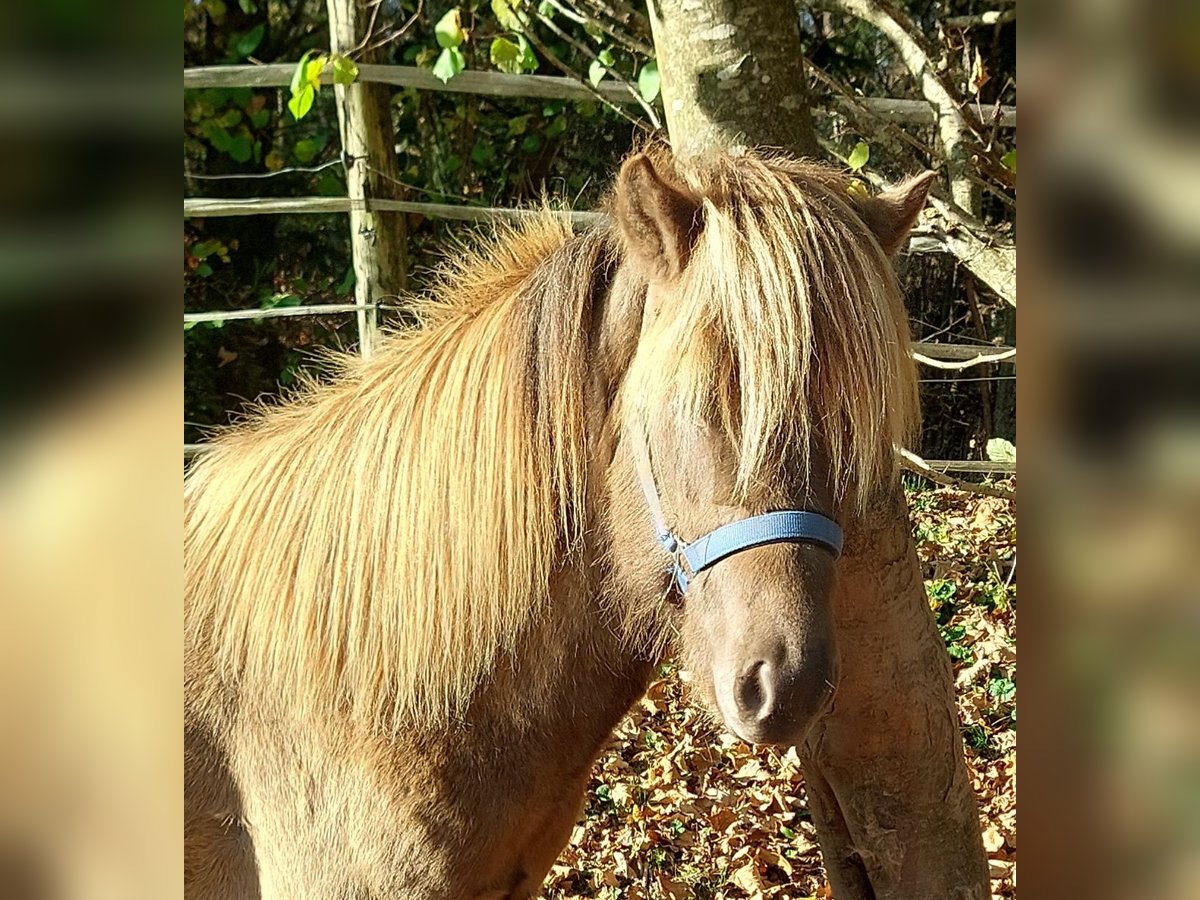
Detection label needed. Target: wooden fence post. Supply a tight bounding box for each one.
[326,0,409,358]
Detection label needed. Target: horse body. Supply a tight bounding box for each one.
[187,573,653,899]
[185,149,933,898]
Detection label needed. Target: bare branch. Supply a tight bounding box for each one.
[944,10,1016,29]
[899,449,1016,500]
[912,347,1016,370]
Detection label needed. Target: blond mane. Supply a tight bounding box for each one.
[186,215,609,729]
[622,151,919,509]
[185,151,919,731]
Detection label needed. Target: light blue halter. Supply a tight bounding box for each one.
[631,432,844,592]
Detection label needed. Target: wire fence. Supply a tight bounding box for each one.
[183,60,1016,477]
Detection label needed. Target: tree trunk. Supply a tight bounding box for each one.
[803,488,990,899]
[647,0,819,158]
[647,2,990,897]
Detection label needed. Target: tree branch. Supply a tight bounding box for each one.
[899,449,1016,500]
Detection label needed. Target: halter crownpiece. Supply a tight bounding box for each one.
[631,430,844,592]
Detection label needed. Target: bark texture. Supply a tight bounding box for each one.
[802,486,990,899]
[647,0,819,158]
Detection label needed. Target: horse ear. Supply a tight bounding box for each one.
[614,153,702,281]
[852,171,937,256]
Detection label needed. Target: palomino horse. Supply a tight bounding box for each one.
[185,148,933,899]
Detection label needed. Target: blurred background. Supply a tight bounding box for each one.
[0,0,1195,897]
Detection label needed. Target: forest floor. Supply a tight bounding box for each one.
[544,482,1017,900]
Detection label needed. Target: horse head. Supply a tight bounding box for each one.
[595,150,933,746]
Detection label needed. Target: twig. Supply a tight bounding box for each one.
[547,0,656,55]
[514,10,656,134]
[353,0,423,58]
[911,347,1016,369]
[526,3,662,129]
[944,10,1016,29]
[899,448,1016,500]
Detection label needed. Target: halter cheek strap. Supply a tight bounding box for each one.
[631,431,844,592]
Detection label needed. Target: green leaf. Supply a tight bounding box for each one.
[230,23,265,59]
[260,293,300,310]
[492,0,525,32]
[435,8,465,49]
[521,133,541,153]
[201,122,234,152]
[330,54,359,85]
[587,57,607,87]
[290,51,315,95]
[987,677,1016,702]
[249,107,270,128]
[196,263,214,277]
[315,172,345,196]
[517,35,538,72]
[1001,148,1016,172]
[336,266,356,295]
[847,140,870,171]
[293,138,319,163]
[227,135,252,163]
[986,437,1016,463]
[507,114,531,135]
[432,46,465,83]
[191,241,222,259]
[237,0,257,13]
[303,55,327,91]
[637,60,660,102]
[287,84,315,120]
[184,321,197,332]
[490,37,523,74]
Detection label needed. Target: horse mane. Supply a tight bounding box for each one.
[185,150,918,731]
[621,150,919,509]
[185,214,613,729]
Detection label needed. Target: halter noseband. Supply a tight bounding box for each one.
[631,431,844,593]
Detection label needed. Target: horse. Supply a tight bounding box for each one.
[184,147,933,899]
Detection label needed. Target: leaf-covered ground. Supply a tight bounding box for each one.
[544,483,1017,899]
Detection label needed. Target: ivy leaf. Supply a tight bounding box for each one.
[847,140,870,171]
[435,8,465,49]
[986,438,1016,463]
[432,46,466,84]
[587,58,605,87]
[490,37,523,75]
[287,84,315,120]
[587,47,616,87]
[492,0,525,32]
[637,60,660,103]
[1001,148,1016,172]
[231,24,265,59]
[330,54,359,85]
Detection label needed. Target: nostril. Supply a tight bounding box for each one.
[734,660,774,722]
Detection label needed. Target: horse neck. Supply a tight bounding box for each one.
[466,541,655,742]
